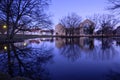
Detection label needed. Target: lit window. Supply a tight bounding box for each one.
[3,25,7,29]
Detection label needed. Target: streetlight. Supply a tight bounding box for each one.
[4,46,7,50]
[3,25,7,28]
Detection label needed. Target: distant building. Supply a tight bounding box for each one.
[55,23,66,35]
[40,29,54,35]
[55,19,95,36]
[80,19,95,35]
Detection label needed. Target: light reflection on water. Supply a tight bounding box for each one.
[0,37,120,80]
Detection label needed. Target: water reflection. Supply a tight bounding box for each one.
[55,38,118,61]
[0,38,120,80]
[0,41,53,80]
[115,37,120,46]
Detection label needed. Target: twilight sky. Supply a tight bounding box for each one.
[49,0,110,27]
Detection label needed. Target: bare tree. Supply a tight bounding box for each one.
[0,0,52,39]
[60,13,82,28]
[59,13,82,36]
[99,14,119,35]
[107,0,120,13]
[87,14,100,29]
[88,14,119,35]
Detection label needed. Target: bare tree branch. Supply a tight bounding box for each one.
[0,0,52,39]
[60,13,82,28]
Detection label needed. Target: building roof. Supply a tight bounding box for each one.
[55,23,65,29]
[79,19,95,28]
[83,19,94,24]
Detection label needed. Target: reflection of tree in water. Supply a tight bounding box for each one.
[0,43,53,80]
[58,38,118,61]
[101,38,113,50]
[88,38,117,61]
[100,38,117,60]
[115,38,120,46]
[59,38,94,62]
[60,44,81,62]
[79,38,94,50]
[88,47,117,61]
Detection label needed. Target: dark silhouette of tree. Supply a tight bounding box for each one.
[99,14,118,34]
[88,14,119,35]
[0,0,52,39]
[59,13,82,36]
[87,14,100,30]
[107,0,120,14]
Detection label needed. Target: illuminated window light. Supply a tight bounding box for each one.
[3,25,7,29]
[4,46,7,50]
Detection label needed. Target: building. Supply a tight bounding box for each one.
[55,23,66,35]
[55,19,95,36]
[40,29,54,35]
[80,19,95,35]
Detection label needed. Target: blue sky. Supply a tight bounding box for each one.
[49,0,109,27]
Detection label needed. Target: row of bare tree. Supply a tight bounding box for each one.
[0,0,120,39]
[59,0,120,35]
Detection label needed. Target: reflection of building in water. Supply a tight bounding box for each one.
[14,42,28,49]
[14,38,54,49]
[79,37,94,50]
[29,40,40,44]
[40,37,54,42]
[55,37,94,50]
[55,38,94,61]
[55,38,66,48]
[14,38,41,48]
[56,38,117,61]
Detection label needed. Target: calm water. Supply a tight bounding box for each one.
[0,37,120,80]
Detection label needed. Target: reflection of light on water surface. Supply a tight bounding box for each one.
[23,42,27,46]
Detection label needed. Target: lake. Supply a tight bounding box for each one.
[0,37,120,80]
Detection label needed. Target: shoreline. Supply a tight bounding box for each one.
[0,34,120,40]
[0,34,120,43]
